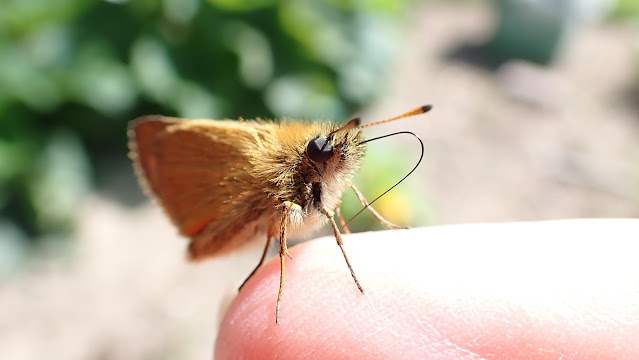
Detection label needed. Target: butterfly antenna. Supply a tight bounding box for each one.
[344,130,425,227]
[355,104,432,130]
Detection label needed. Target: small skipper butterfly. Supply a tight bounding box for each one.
[128,105,432,324]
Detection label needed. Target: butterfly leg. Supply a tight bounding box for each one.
[275,201,296,325]
[321,207,364,294]
[335,206,351,234]
[350,184,407,230]
[239,235,273,291]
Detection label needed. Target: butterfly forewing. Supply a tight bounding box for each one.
[129,117,273,258]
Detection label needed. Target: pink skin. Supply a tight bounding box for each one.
[215,219,639,359]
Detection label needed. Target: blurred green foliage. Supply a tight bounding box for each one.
[611,0,639,18]
[0,0,413,255]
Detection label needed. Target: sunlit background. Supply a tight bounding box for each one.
[1,0,638,359]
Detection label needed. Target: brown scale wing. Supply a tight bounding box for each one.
[129,116,274,259]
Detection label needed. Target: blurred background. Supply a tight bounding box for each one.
[1,0,638,359]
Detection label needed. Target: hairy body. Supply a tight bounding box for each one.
[130,118,363,260]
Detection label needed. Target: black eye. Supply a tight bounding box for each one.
[306,136,333,163]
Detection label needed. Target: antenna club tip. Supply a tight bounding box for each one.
[421,104,433,113]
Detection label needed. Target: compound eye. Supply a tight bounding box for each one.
[306,136,333,163]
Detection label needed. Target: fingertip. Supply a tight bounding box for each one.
[214,232,448,359]
[215,221,639,359]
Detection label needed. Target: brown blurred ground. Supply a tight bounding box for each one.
[1,3,637,360]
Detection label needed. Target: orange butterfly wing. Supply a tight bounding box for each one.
[129,116,274,259]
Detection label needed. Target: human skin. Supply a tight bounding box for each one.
[215,219,639,359]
